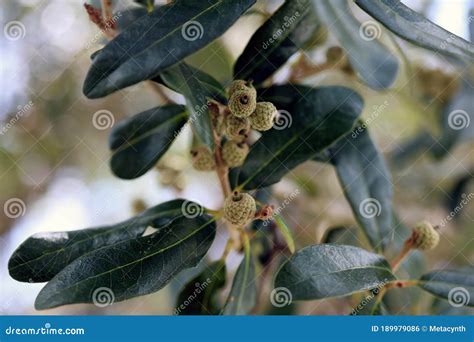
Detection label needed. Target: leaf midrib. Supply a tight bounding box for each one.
[41,218,216,301]
[104,0,225,77]
[10,207,184,270]
[111,111,187,154]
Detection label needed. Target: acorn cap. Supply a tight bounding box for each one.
[412,221,440,251]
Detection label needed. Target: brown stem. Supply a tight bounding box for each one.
[390,234,415,272]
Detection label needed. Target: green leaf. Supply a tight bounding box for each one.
[234,0,322,84]
[328,125,393,251]
[274,215,295,253]
[35,215,216,310]
[83,0,256,98]
[351,294,389,315]
[109,104,187,179]
[321,226,361,247]
[232,85,363,190]
[312,0,398,89]
[434,79,474,158]
[8,199,190,283]
[274,244,395,300]
[419,269,474,307]
[355,0,474,61]
[175,260,226,315]
[222,236,257,315]
[161,63,226,151]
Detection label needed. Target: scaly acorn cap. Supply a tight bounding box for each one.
[412,221,440,251]
[223,191,256,226]
[228,88,257,118]
[222,140,249,168]
[250,102,277,131]
[190,147,216,171]
[225,114,250,141]
[227,80,254,97]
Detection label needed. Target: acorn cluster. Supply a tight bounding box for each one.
[191,80,279,171]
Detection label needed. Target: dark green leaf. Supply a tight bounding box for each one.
[274,244,395,300]
[328,125,393,251]
[109,104,187,179]
[321,226,361,247]
[234,0,322,84]
[419,269,474,307]
[355,0,474,61]
[116,6,148,30]
[232,85,363,190]
[83,0,256,98]
[175,260,226,315]
[35,215,216,310]
[313,0,398,89]
[389,131,437,167]
[222,237,257,315]
[8,199,190,283]
[433,79,474,158]
[351,293,389,315]
[161,63,226,151]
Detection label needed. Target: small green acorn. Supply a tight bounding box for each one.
[228,88,257,118]
[250,102,277,131]
[225,114,250,140]
[412,221,440,251]
[223,191,256,226]
[228,80,253,97]
[191,147,216,171]
[222,140,249,167]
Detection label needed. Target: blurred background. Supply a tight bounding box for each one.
[0,0,473,315]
